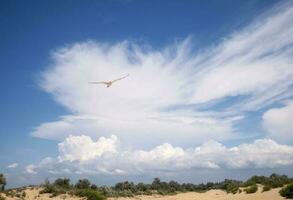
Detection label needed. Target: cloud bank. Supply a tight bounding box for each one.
[25,135,293,176]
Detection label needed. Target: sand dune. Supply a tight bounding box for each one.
[0,186,285,200]
[109,188,284,200]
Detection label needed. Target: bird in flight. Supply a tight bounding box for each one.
[89,74,129,88]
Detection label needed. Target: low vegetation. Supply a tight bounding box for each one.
[1,172,293,199]
[0,174,6,191]
[73,189,105,200]
[244,184,258,194]
[280,183,293,199]
[244,173,292,188]
[262,185,271,192]
[38,173,293,198]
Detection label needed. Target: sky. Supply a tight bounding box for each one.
[0,0,293,188]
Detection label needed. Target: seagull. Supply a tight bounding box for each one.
[89,74,129,88]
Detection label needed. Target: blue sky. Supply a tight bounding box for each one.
[1,0,293,188]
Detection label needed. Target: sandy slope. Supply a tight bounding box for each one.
[0,186,285,200]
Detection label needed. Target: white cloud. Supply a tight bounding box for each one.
[58,135,118,162]
[262,101,293,143]
[32,114,238,148]
[24,157,56,175]
[190,4,293,109]
[7,163,18,168]
[32,2,293,145]
[24,164,37,174]
[27,135,293,176]
[223,138,293,168]
[32,39,240,145]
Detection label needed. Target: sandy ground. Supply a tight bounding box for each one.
[0,186,285,200]
[108,188,284,200]
[0,187,82,200]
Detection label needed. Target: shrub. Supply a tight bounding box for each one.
[75,179,91,189]
[40,184,56,194]
[40,184,66,196]
[54,178,71,189]
[169,181,181,191]
[0,174,6,191]
[225,183,239,194]
[97,186,111,196]
[151,178,161,190]
[245,184,258,194]
[90,184,98,190]
[220,179,241,194]
[279,184,293,199]
[262,185,271,192]
[117,190,134,197]
[143,190,152,195]
[158,190,167,195]
[243,173,290,188]
[0,195,5,200]
[136,182,148,192]
[74,189,106,200]
[22,191,26,197]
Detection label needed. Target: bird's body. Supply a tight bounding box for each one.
[89,74,129,88]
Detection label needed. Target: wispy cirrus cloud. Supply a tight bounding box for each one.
[32,2,293,148]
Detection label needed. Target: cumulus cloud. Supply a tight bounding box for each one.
[58,135,118,162]
[27,135,293,176]
[24,157,57,175]
[7,163,18,168]
[31,2,293,146]
[263,101,293,143]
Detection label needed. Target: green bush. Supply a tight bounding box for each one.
[244,174,290,188]
[22,191,26,197]
[75,179,91,189]
[40,184,66,196]
[74,189,105,200]
[262,185,271,192]
[54,178,71,189]
[151,178,161,190]
[245,184,258,194]
[143,190,152,195]
[91,184,98,190]
[279,184,293,199]
[157,190,167,195]
[225,183,239,194]
[36,173,293,198]
[0,174,6,191]
[0,194,5,200]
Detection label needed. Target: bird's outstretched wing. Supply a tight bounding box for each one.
[88,81,109,84]
[112,74,129,83]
